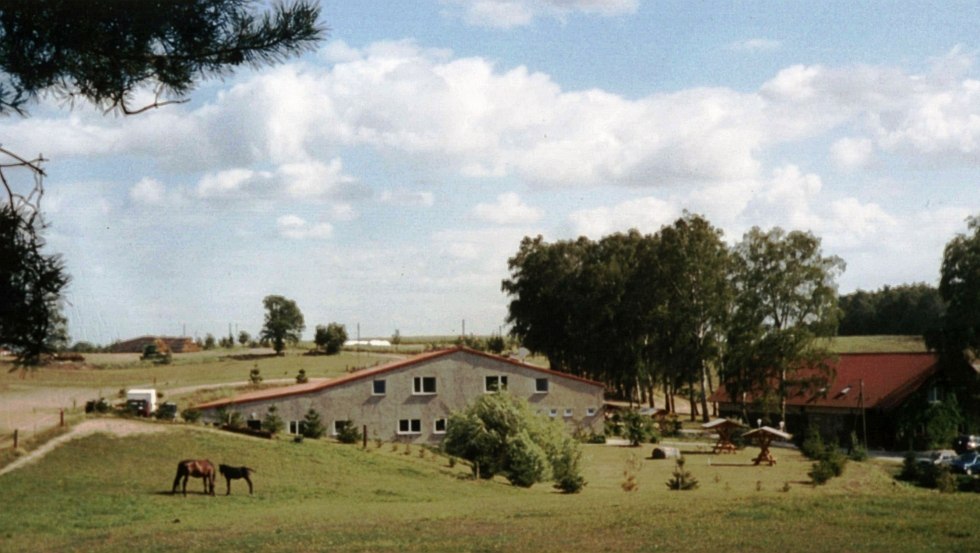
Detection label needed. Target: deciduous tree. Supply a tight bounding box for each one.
[260,295,304,355]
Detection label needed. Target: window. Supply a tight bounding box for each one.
[333,420,353,435]
[485,375,508,393]
[586,407,597,417]
[433,418,447,434]
[288,420,302,435]
[413,376,437,395]
[372,379,386,395]
[535,378,549,393]
[549,408,558,418]
[398,419,422,434]
[927,386,941,404]
[564,408,573,418]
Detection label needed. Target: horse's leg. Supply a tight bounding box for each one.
[182,474,188,496]
[245,475,253,495]
[209,474,215,496]
[225,476,231,495]
[172,470,182,494]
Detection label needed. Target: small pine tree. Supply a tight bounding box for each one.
[335,420,362,444]
[249,364,263,385]
[621,409,653,446]
[301,408,325,439]
[666,457,699,490]
[621,453,641,492]
[800,423,825,459]
[809,459,835,485]
[262,405,285,434]
[296,369,309,384]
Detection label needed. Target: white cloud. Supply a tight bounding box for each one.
[729,38,781,53]
[276,214,334,240]
[473,192,542,224]
[196,168,269,199]
[831,137,874,170]
[569,196,678,237]
[443,0,638,29]
[380,189,435,207]
[129,177,166,205]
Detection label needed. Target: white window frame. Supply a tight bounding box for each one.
[288,420,302,435]
[534,378,549,394]
[549,408,558,418]
[484,375,508,393]
[433,418,447,434]
[397,418,422,435]
[564,408,573,418]
[372,379,386,396]
[413,376,437,395]
[586,407,597,417]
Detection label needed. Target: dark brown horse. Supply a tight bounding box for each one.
[172,459,215,496]
[218,464,254,495]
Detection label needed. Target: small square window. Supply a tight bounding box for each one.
[288,420,302,435]
[485,375,508,392]
[586,407,597,417]
[433,418,447,434]
[413,376,437,395]
[398,419,422,434]
[372,379,386,395]
[564,408,573,418]
[549,408,558,418]
[535,378,549,393]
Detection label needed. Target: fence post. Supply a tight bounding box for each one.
[13,429,17,449]
[362,425,367,449]
[60,408,65,427]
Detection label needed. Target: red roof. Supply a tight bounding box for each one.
[195,346,604,410]
[710,352,940,411]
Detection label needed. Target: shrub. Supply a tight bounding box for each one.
[301,408,326,439]
[296,369,309,384]
[621,453,641,492]
[262,405,285,434]
[181,408,201,423]
[800,424,825,460]
[823,446,848,477]
[899,451,923,482]
[249,365,263,385]
[666,457,699,490]
[621,409,653,446]
[442,392,585,489]
[809,459,835,485]
[660,414,682,437]
[335,420,362,444]
[935,466,958,494]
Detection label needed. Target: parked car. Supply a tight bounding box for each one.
[950,451,980,475]
[917,450,957,468]
[953,434,980,454]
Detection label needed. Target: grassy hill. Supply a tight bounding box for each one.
[823,335,928,353]
[1,424,977,552]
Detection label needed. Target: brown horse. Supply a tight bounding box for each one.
[172,459,215,496]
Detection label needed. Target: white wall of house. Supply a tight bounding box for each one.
[201,349,604,443]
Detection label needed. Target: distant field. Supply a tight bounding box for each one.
[823,335,927,353]
[0,424,977,552]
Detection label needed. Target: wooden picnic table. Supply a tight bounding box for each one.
[743,426,792,466]
[701,418,746,454]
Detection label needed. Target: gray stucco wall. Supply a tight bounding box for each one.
[202,350,604,443]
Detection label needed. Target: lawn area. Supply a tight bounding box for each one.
[0,423,977,552]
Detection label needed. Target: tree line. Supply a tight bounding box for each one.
[504,214,980,429]
[502,214,845,423]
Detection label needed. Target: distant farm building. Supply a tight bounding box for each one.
[710,352,944,449]
[108,336,201,354]
[195,347,605,443]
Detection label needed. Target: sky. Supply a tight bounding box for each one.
[4,0,980,345]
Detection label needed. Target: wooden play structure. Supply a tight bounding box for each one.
[743,426,792,466]
[701,418,746,454]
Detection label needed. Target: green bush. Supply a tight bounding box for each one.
[935,466,958,494]
[334,420,361,444]
[809,459,835,485]
[666,458,699,491]
[180,408,201,423]
[621,409,653,446]
[301,408,326,439]
[443,392,585,489]
[800,424,825,460]
[899,451,923,482]
[262,405,285,434]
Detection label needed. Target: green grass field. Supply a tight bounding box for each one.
[0,424,977,552]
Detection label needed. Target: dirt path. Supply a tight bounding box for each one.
[0,418,170,477]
